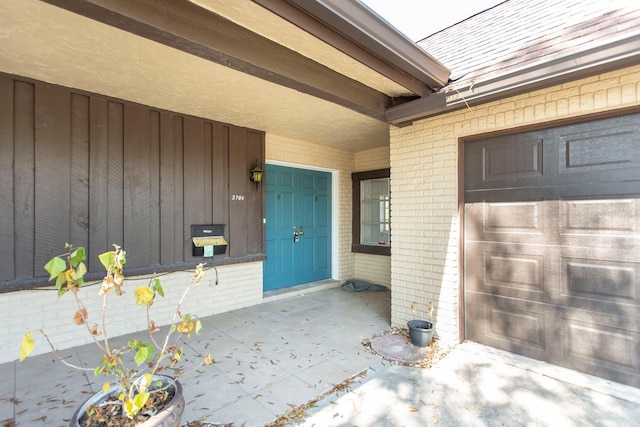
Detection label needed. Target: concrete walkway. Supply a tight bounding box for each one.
[1,285,389,426]
[3,284,640,426]
[299,341,640,426]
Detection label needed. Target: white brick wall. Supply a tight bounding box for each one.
[1,262,262,364]
[390,64,640,346]
[353,145,391,287]
[354,253,391,287]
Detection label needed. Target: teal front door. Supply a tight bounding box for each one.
[264,164,331,291]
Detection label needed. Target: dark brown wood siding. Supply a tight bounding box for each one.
[0,73,265,291]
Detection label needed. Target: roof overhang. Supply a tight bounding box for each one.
[253,0,450,95]
[387,32,640,126]
[18,0,449,151]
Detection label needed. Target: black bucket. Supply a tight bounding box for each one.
[407,320,434,347]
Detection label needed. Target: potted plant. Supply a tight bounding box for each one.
[19,243,213,426]
[407,301,434,347]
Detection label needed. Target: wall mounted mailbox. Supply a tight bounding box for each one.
[191,224,227,257]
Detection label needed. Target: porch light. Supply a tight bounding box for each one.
[250,161,263,184]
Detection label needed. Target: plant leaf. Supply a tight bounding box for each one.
[19,333,35,362]
[55,273,68,297]
[44,257,66,281]
[148,320,159,333]
[101,382,111,393]
[195,319,202,335]
[69,246,86,267]
[134,286,155,306]
[134,345,153,366]
[150,278,164,298]
[204,353,214,365]
[90,324,101,336]
[75,261,87,285]
[131,392,149,418]
[177,321,194,336]
[73,308,88,325]
[140,373,153,388]
[123,399,135,419]
[98,251,115,270]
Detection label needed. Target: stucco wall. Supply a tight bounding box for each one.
[390,64,640,346]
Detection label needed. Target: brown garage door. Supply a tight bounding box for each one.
[464,112,640,387]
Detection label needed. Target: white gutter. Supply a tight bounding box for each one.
[297,0,450,90]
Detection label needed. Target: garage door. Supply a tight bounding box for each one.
[464,112,640,387]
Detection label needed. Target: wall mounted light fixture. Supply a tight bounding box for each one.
[250,161,263,184]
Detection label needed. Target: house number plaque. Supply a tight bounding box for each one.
[231,194,245,201]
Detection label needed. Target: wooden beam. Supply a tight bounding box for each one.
[42,0,390,121]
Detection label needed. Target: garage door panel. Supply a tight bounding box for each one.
[559,312,640,386]
[465,132,547,191]
[465,198,550,243]
[480,137,544,181]
[464,111,640,387]
[558,122,640,178]
[558,194,640,246]
[554,252,640,317]
[468,195,640,246]
[465,292,553,360]
[562,257,638,302]
[560,197,638,236]
[465,242,546,300]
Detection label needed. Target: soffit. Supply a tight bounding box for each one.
[191,0,414,98]
[0,0,389,151]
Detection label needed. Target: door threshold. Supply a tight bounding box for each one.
[263,279,341,302]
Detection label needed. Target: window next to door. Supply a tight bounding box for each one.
[352,168,391,256]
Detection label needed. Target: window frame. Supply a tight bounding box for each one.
[351,168,391,256]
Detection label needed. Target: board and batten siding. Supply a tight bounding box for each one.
[0,74,265,292]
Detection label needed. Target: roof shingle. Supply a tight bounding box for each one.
[418,0,640,90]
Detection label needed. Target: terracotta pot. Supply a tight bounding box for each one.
[407,320,434,347]
[70,375,185,427]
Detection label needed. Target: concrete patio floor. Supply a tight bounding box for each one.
[0,283,390,426]
[302,341,640,427]
[3,284,640,426]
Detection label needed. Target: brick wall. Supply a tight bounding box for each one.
[354,146,391,287]
[1,262,262,364]
[390,64,640,346]
[2,132,364,364]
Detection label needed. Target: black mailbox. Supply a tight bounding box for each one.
[191,224,227,257]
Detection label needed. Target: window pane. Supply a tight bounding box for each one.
[360,178,390,247]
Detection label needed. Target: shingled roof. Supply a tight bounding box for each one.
[387,0,640,124]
